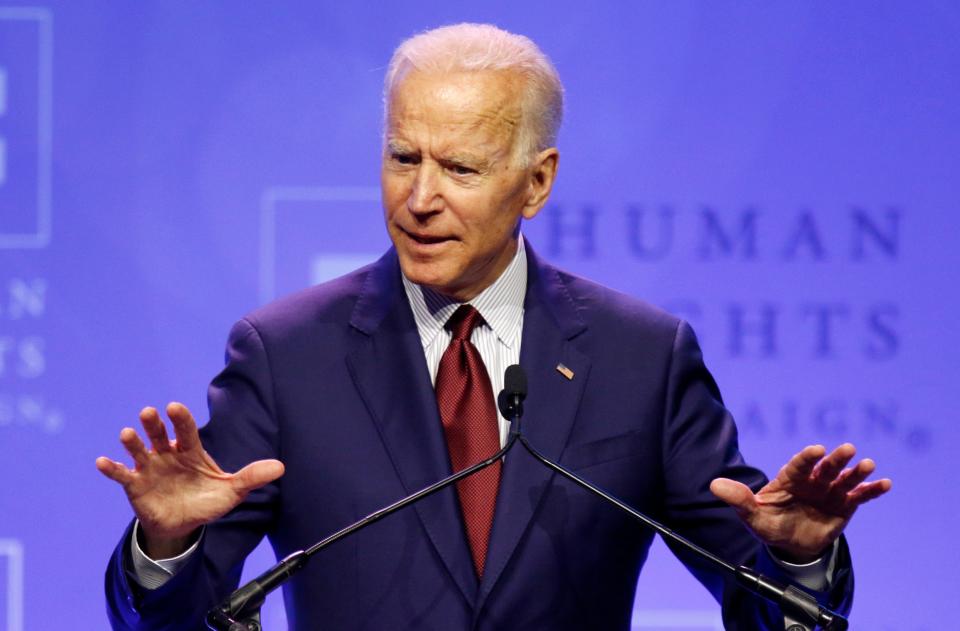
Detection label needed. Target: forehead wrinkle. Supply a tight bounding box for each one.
[387,116,515,166]
[386,70,525,162]
[439,109,521,165]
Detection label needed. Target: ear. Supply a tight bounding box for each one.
[521,148,560,220]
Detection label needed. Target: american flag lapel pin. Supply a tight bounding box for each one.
[556,363,574,380]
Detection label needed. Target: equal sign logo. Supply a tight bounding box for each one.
[259,186,388,304]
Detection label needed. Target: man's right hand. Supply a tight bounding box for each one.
[96,402,285,559]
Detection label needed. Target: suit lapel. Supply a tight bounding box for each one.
[345,249,479,605]
[475,246,591,614]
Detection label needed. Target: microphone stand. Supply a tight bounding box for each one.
[502,407,849,630]
[206,430,521,630]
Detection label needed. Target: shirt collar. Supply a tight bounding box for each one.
[402,234,527,350]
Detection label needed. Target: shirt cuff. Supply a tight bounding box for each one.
[766,539,838,592]
[127,520,203,590]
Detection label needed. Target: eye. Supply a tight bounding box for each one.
[448,163,476,176]
[392,152,418,165]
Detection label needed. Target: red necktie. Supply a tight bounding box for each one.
[435,305,501,578]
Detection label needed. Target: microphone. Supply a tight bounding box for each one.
[504,364,848,630]
[498,364,527,435]
[208,367,527,630]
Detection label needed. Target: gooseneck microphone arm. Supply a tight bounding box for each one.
[497,365,848,631]
[206,401,525,630]
[515,435,847,629]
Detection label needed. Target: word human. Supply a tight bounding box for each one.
[540,204,900,262]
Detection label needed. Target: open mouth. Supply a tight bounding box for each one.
[405,229,453,245]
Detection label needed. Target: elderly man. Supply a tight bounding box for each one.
[99,24,889,630]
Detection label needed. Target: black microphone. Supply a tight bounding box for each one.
[498,364,527,434]
[505,364,848,630]
[206,551,307,630]
[736,566,848,630]
[207,367,527,630]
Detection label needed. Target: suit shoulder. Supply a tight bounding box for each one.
[239,262,375,337]
[556,268,681,340]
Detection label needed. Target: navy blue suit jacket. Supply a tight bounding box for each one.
[106,244,852,629]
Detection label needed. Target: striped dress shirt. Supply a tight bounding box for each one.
[401,234,527,447]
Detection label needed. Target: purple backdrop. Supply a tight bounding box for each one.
[0,2,956,629]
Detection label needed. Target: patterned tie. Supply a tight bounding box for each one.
[435,305,501,578]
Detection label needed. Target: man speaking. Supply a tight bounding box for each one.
[98,23,890,630]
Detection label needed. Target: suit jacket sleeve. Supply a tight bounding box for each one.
[660,320,853,629]
[105,318,282,630]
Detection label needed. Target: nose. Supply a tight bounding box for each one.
[407,163,443,216]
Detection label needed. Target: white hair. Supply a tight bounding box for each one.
[383,23,564,163]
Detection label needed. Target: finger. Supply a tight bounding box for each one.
[709,478,757,517]
[831,459,876,495]
[167,402,201,452]
[232,459,285,495]
[95,456,135,486]
[119,427,150,468]
[812,443,856,483]
[139,406,172,453]
[847,478,893,507]
[779,444,826,481]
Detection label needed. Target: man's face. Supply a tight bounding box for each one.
[381,69,555,301]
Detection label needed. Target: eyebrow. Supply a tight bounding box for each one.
[443,152,489,168]
[386,141,416,155]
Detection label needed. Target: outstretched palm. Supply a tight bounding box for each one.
[96,402,284,557]
[710,443,892,562]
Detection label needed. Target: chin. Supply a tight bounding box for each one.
[398,257,450,289]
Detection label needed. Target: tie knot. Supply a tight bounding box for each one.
[445,305,484,341]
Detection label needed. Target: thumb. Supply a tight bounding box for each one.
[233,459,285,494]
[710,478,757,516]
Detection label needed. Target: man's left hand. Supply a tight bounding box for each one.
[710,443,892,563]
